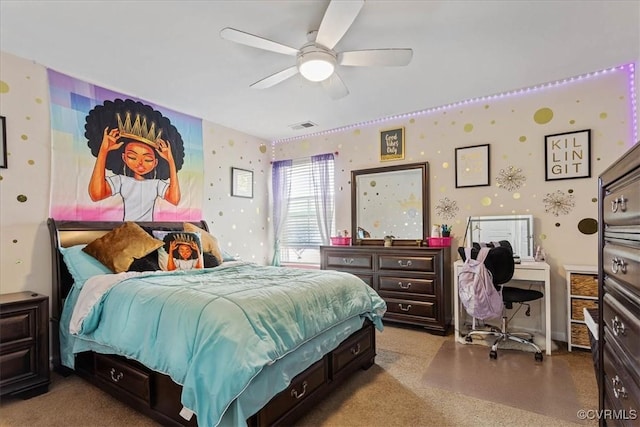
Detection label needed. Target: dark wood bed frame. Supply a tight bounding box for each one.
[48,218,376,426]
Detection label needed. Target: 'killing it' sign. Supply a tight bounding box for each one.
[544,129,591,181]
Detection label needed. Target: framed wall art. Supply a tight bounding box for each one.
[231,167,253,198]
[455,144,490,188]
[0,116,6,168]
[379,127,405,161]
[544,129,591,181]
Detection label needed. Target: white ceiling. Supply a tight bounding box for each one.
[1,1,638,142]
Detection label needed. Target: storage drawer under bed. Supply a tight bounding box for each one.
[257,358,328,426]
[94,353,151,404]
[331,323,374,376]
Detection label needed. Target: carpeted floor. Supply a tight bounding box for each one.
[0,325,598,427]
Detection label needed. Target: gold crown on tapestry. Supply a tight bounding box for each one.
[172,233,197,245]
[116,112,163,148]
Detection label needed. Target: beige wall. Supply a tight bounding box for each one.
[0,51,271,299]
[272,64,637,341]
[1,49,637,343]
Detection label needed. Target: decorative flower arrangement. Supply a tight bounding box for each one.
[543,190,575,216]
[496,166,526,191]
[436,197,459,220]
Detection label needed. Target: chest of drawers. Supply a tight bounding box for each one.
[320,245,451,335]
[598,142,640,426]
[0,291,50,399]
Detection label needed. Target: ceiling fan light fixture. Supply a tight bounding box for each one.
[297,47,336,82]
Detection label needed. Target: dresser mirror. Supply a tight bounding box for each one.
[465,214,535,259]
[351,162,429,246]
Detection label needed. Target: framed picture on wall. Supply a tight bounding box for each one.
[455,144,490,188]
[231,167,253,198]
[379,127,405,161]
[0,116,6,168]
[544,129,591,181]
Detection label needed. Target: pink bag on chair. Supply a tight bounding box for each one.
[458,247,504,320]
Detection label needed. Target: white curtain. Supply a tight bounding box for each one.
[311,153,335,246]
[271,159,292,266]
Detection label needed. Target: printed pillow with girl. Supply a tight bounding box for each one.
[152,231,204,271]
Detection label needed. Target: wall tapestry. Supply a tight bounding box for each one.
[48,69,203,221]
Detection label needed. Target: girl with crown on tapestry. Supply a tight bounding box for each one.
[84,98,185,221]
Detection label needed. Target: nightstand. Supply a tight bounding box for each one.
[0,291,50,398]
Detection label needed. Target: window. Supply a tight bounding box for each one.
[275,155,335,264]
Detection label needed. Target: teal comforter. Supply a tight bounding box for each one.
[64,262,386,426]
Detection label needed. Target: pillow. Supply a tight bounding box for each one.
[60,244,112,286]
[202,252,220,268]
[83,222,164,273]
[127,251,161,272]
[153,230,204,271]
[183,222,224,265]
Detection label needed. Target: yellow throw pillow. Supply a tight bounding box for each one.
[183,222,223,265]
[83,222,164,273]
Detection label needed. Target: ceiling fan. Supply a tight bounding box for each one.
[220,0,413,99]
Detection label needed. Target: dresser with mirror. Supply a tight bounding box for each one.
[320,162,452,335]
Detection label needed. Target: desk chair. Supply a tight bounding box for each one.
[458,242,544,362]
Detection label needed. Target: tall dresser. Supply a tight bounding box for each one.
[320,245,451,335]
[597,142,640,426]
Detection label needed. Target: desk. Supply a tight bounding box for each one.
[453,260,552,355]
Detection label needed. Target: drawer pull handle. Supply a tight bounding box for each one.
[612,316,626,336]
[611,257,627,274]
[397,260,413,268]
[398,282,411,289]
[290,381,308,400]
[612,375,628,399]
[398,303,412,312]
[350,343,361,355]
[342,258,355,265]
[611,196,627,213]
[109,368,124,383]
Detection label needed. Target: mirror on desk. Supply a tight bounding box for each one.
[465,214,535,260]
[351,162,429,246]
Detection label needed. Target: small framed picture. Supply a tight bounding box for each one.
[455,144,490,188]
[545,129,591,181]
[379,127,405,161]
[0,116,6,168]
[231,167,253,198]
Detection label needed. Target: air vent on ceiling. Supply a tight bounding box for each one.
[289,121,317,130]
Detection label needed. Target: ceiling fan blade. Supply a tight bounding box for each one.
[321,73,349,100]
[315,0,365,50]
[220,27,298,56]
[250,66,299,89]
[339,49,413,66]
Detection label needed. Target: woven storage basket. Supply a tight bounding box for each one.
[571,323,591,347]
[570,273,598,297]
[571,299,598,321]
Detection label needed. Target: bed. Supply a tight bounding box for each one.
[47,219,386,426]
